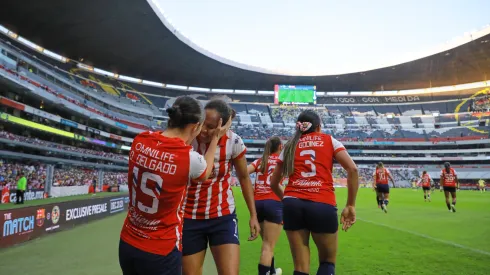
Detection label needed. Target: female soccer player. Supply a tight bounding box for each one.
[247,136,284,275]
[440,162,459,212]
[270,110,359,275]
[418,171,432,202]
[119,96,231,275]
[372,162,395,213]
[182,99,260,275]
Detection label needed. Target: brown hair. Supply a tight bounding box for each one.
[259,136,282,174]
[281,110,321,177]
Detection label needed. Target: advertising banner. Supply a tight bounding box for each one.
[0,195,129,248]
[8,188,46,203]
[50,186,89,198]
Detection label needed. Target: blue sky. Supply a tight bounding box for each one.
[155,0,489,75]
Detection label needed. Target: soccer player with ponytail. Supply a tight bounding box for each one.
[440,162,459,212]
[373,162,395,213]
[270,110,359,275]
[119,96,231,275]
[247,136,284,275]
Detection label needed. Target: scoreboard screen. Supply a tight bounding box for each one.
[274,85,316,105]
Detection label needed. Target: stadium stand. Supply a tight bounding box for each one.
[0,31,489,199]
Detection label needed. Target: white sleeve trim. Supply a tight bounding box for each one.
[189,151,207,179]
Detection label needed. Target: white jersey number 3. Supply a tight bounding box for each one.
[132,166,163,214]
[300,150,317,178]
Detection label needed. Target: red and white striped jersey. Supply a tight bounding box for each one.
[279,132,345,206]
[184,131,247,219]
[120,132,207,256]
[251,153,282,201]
[374,168,391,185]
[441,168,457,187]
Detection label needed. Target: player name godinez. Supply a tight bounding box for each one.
[66,203,107,221]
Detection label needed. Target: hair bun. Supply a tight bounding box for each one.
[167,105,182,121]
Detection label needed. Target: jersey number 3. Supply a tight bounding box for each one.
[300,150,317,178]
[131,166,163,214]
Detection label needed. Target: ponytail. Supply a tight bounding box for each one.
[281,122,313,177]
[281,130,302,177]
[259,140,272,174]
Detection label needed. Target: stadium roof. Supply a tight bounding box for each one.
[2,0,490,92]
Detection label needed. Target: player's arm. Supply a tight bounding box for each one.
[336,150,358,207]
[201,117,233,180]
[247,160,259,175]
[389,173,396,188]
[372,173,377,189]
[440,175,444,189]
[270,162,284,199]
[455,175,459,189]
[233,155,260,240]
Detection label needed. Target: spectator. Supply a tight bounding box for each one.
[16,172,27,204]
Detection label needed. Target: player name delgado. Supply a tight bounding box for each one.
[130,142,177,174]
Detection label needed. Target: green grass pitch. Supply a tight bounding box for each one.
[1,188,489,274]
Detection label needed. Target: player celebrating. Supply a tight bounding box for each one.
[182,100,260,275]
[418,171,432,202]
[372,162,395,213]
[478,178,486,193]
[247,136,284,275]
[270,110,359,275]
[440,162,459,212]
[119,96,230,275]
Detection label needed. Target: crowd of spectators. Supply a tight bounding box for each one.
[472,94,490,112]
[0,159,46,190]
[0,131,127,160]
[52,167,97,186]
[0,64,149,130]
[103,172,128,186]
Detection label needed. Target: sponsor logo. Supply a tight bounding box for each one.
[124,196,130,204]
[3,212,34,237]
[110,198,125,214]
[9,189,45,202]
[51,206,60,225]
[66,203,108,221]
[36,209,45,227]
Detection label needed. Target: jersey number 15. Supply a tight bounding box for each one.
[131,166,163,214]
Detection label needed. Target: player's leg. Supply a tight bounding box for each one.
[118,239,138,275]
[182,219,209,275]
[136,248,182,275]
[286,229,310,275]
[209,214,240,275]
[450,190,457,212]
[423,189,427,201]
[382,192,390,213]
[443,189,451,211]
[259,221,283,275]
[307,202,339,275]
[210,244,240,275]
[259,200,284,275]
[427,189,431,202]
[283,198,310,275]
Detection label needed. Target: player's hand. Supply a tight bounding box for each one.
[216,116,233,139]
[340,205,356,232]
[248,215,260,241]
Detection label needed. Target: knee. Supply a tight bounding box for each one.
[261,243,274,256]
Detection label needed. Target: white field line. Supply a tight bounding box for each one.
[358,218,490,257]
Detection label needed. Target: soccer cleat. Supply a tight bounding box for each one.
[273,268,283,275]
[382,204,388,213]
[451,205,456,212]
